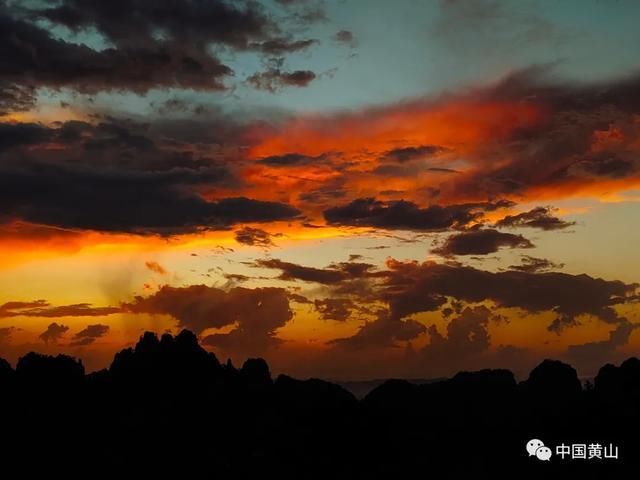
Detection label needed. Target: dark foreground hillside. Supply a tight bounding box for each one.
[1,330,638,479]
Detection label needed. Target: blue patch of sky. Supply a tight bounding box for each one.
[28,0,640,118]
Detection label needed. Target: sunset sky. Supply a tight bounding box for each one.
[1,0,639,380]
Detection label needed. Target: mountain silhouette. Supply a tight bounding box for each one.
[0,329,637,477]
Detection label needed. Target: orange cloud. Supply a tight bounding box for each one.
[248,98,544,160]
[242,73,640,210]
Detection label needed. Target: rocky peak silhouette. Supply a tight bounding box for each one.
[16,351,84,384]
[241,357,272,390]
[596,356,640,401]
[522,358,582,400]
[0,356,14,385]
[1,331,640,476]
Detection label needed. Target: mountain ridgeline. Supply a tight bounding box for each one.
[1,330,639,478]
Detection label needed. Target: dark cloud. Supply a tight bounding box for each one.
[31,0,273,50]
[369,164,423,178]
[0,118,305,235]
[381,145,446,163]
[0,300,48,317]
[39,322,69,344]
[571,154,636,179]
[423,306,492,361]
[329,259,638,350]
[124,285,294,354]
[254,258,376,284]
[369,164,459,177]
[221,273,253,286]
[125,285,293,335]
[314,298,355,321]
[0,118,202,168]
[447,68,640,200]
[0,82,35,116]
[70,324,110,347]
[234,227,275,247]
[546,316,579,334]
[509,256,564,273]
[0,7,232,94]
[211,245,235,254]
[0,0,324,104]
[0,160,299,234]
[68,337,95,347]
[495,207,575,231]
[333,30,357,47]
[332,261,378,277]
[298,181,347,204]
[288,293,312,304]
[431,228,534,256]
[24,304,120,318]
[152,98,200,115]
[247,69,317,92]
[324,198,513,231]
[145,261,168,275]
[330,310,426,349]
[255,258,347,284]
[257,152,323,167]
[379,260,638,330]
[81,122,154,151]
[0,117,240,173]
[286,3,328,24]
[247,68,316,93]
[75,324,110,338]
[147,115,249,147]
[251,38,318,55]
[0,326,15,343]
[0,123,49,151]
[566,320,640,369]
[0,300,120,318]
